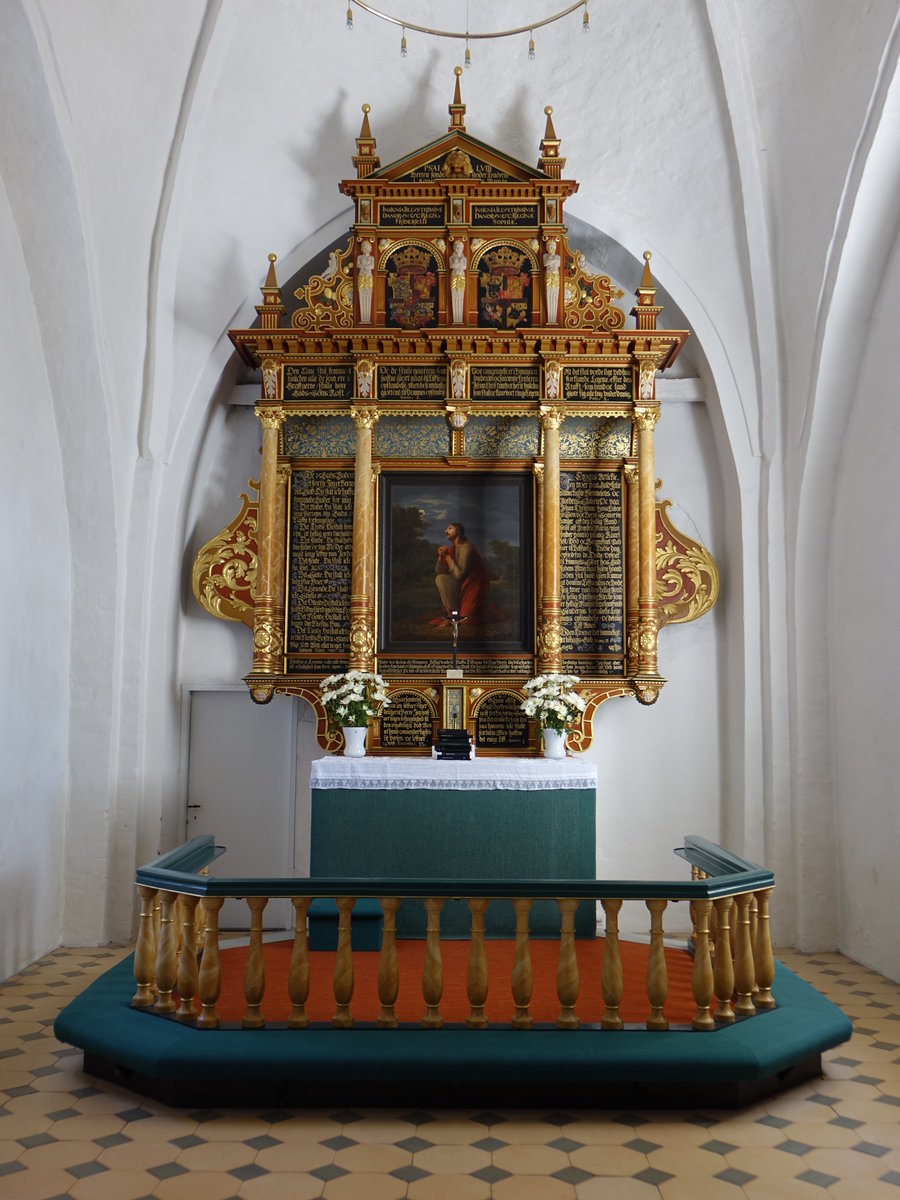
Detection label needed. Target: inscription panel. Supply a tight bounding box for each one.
[284,364,354,401]
[378,203,445,228]
[470,365,541,401]
[560,470,625,657]
[379,363,446,401]
[565,365,632,403]
[471,204,539,227]
[380,657,533,676]
[287,471,354,655]
[380,691,435,748]
[475,691,529,748]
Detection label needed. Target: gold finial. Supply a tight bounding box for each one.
[449,67,466,131]
[353,103,379,177]
[640,251,654,289]
[538,105,564,177]
[268,253,277,263]
[264,254,279,288]
[362,102,371,112]
[454,66,462,78]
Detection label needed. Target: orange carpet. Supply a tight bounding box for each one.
[212,939,697,1025]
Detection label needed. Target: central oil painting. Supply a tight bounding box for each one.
[378,472,533,654]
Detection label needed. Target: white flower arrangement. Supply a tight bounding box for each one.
[520,673,586,733]
[320,670,390,729]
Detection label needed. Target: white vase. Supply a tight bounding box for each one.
[542,728,566,759]
[342,726,367,758]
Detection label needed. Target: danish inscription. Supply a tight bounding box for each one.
[287,471,354,654]
[560,471,624,656]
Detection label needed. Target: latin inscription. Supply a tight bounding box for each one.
[378,363,446,401]
[471,204,539,227]
[564,365,632,402]
[470,366,541,401]
[380,691,434,748]
[284,364,354,401]
[287,471,354,654]
[475,691,529,748]
[378,203,445,228]
[560,471,625,656]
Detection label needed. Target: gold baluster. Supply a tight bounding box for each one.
[422,897,445,1029]
[132,885,158,1007]
[750,894,759,994]
[556,898,580,1029]
[645,897,669,1030]
[600,898,624,1030]
[466,898,490,1029]
[691,897,715,1030]
[288,897,311,1029]
[511,898,533,1029]
[713,896,735,1023]
[196,896,224,1029]
[733,892,756,1016]
[242,896,268,1028]
[176,894,200,1021]
[377,898,401,1029]
[333,896,355,1028]
[153,891,179,1014]
[753,887,776,1009]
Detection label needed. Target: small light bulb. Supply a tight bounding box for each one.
[400,28,407,56]
[346,5,353,30]
[528,32,535,59]
[464,42,471,68]
[583,4,590,32]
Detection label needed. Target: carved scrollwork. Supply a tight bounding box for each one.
[656,498,720,626]
[191,487,258,629]
[563,246,626,331]
[291,237,354,330]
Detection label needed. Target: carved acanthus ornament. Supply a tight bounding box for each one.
[563,248,626,331]
[350,406,379,430]
[656,498,720,626]
[254,405,285,432]
[633,406,660,433]
[192,487,258,629]
[291,237,354,330]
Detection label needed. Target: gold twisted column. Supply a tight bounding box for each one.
[252,406,286,675]
[623,463,640,676]
[538,406,564,673]
[634,402,661,679]
[349,408,378,671]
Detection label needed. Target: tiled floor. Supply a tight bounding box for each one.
[0,947,898,1199]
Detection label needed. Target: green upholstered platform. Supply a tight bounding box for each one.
[54,955,852,1110]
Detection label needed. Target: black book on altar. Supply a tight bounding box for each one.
[436,728,471,760]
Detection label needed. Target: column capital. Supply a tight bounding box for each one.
[276,461,293,487]
[633,405,660,432]
[623,461,639,486]
[539,404,565,430]
[254,405,285,430]
[350,406,379,429]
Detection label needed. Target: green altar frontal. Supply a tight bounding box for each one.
[309,757,598,938]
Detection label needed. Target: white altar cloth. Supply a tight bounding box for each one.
[310,756,597,791]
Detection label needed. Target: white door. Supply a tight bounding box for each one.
[186,690,296,929]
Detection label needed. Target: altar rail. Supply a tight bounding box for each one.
[131,837,775,1033]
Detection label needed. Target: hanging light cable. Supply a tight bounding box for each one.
[343,1,590,52]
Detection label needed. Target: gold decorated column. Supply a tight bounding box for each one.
[634,388,661,679]
[252,404,286,675]
[538,405,564,673]
[623,462,640,675]
[349,406,378,671]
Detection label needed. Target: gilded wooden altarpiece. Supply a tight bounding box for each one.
[193,73,718,755]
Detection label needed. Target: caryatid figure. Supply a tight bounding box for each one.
[357,239,375,324]
[449,239,467,323]
[543,237,561,325]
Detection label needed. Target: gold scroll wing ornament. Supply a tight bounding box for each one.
[191,485,259,628]
[292,237,354,330]
[655,497,720,626]
[563,245,626,331]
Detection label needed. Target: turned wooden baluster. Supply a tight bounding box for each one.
[176,894,200,1020]
[422,897,445,1029]
[333,896,355,1028]
[196,895,224,1029]
[466,898,490,1029]
[645,897,669,1030]
[691,897,715,1030]
[377,898,401,1029]
[600,898,624,1030]
[733,892,756,1016]
[132,885,159,1007]
[288,897,311,1028]
[153,891,179,1014]
[753,887,776,1009]
[713,896,735,1023]
[750,894,759,994]
[243,896,268,1028]
[556,898,580,1029]
[511,898,533,1029]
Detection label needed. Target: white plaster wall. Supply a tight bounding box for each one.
[0,177,68,978]
[830,229,900,981]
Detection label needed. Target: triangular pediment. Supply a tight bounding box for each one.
[373,132,548,185]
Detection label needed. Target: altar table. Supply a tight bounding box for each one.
[310,757,598,938]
